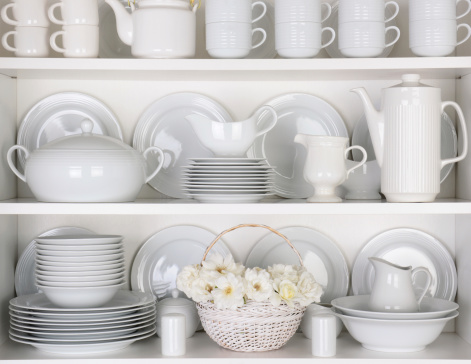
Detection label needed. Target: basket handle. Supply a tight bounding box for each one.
[201,224,304,266]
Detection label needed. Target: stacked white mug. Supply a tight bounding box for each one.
[409,0,471,57]
[205,0,268,58]
[48,0,99,58]
[338,0,400,58]
[1,0,50,57]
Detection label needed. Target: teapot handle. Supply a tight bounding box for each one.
[440,101,468,169]
[7,145,29,183]
[411,266,432,307]
[254,105,278,137]
[142,146,165,184]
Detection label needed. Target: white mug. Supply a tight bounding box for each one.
[48,0,99,25]
[205,0,267,23]
[2,26,49,57]
[50,25,99,58]
[206,22,267,58]
[409,0,471,21]
[1,0,49,26]
[276,22,335,58]
[338,0,399,23]
[339,21,400,57]
[275,0,332,24]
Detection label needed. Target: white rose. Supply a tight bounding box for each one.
[273,279,298,307]
[176,264,201,299]
[268,264,300,283]
[295,271,323,306]
[212,273,246,309]
[201,253,245,283]
[245,268,273,302]
[190,277,214,303]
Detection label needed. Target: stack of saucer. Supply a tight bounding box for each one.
[34,235,126,308]
[182,158,274,203]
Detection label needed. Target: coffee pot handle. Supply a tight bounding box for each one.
[411,266,432,306]
[441,101,468,169]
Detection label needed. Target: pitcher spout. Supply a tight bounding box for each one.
[105,0,133,46]
[294,133,308,149]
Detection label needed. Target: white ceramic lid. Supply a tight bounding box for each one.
[157,290,194,307]
[391,74,431,88]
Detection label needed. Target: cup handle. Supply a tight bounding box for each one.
[48,2,65,25]
[1,31,17,52]
[251,28,267,49]
[7,145,29,183]
[384,25,400,48]
[143,146,165,184]
[384,1,399,23]
[254,105,277,137]
[411,267,432,306]
[50,31,66,53]
[457,0,471,19]
[251,1,267,23]
[321,2,332,22]
[345,146,367,177]
[1,4,18,26]
[321,27,336,49]
[456,23,471,45]
[441,101,468,168]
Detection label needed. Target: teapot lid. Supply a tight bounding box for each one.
[391,74,432,88]
[158,289,194,307]
[40,120,133,151]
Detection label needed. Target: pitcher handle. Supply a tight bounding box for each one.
[441,101,468,169]
[411,266,432,307]
[254,105,278,137]
[143,146,165,184]
[345,146,367,177]
[7,145,28,183]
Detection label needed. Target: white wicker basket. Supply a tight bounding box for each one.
[196,224,307,352]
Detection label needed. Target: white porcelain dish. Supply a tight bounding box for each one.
[246,226,349,304]
[189,158,267,163]
[247,93,348,198]
[131,225,231,300]
[13,324,143,339]
[246,0,276,59]
[352,228,457,301]
[36,243,122,251]
[36,272,124,282]
[36,277,125,287]
[36,251,124,263]
[187,193,273,203]
[36,248,123,257]
[34,234,123,245]
[36,258,125,268]
[331,295,459,320]
[132,92,233,198]
[36,268,125,277]
[334,309,458,352]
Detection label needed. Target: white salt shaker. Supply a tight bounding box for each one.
[161,313,186,356]
[311,314,336,357]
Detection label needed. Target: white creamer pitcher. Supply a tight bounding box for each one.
[352,74,468,202]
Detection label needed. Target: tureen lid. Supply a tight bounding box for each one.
[40,120,133,151]
[390,74,432,88]
[158,289,194,307]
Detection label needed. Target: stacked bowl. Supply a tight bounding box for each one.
[34,234,126,308]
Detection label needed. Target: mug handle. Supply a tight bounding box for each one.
[321,2,332,22]
[345,146,367,177]
[1,4,18,26]
[384,26,400,48]
[50,31,66,53]
[321,27,336,49]
[1,31,17,52]
[7,145,29,183]
[441,101,468,168]
[456,23,471,46]
[384,1,399,23]
[457,0,471,19]
[48,2,65,25]
[251,28,267,50]
[251,1,267,23]
[254,105,277,137]
[411,267,432,306]
[143,146,165,184]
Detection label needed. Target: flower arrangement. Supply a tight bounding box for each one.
[177,253,323,310]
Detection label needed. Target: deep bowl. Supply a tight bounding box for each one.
[342,160,381,200]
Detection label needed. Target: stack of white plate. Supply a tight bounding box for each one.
[9,292,156,355]
[182,158,275,203]
[34,235,126,308]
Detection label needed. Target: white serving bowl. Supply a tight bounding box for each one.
[300,304,343,339]
[36,277,125,287]
[35,267,125,277]
[341,160,381,200]
[334,309,458,352]
[36,258,125,269]
[36,271,125,282]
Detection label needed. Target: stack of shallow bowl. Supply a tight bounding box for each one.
[182,158,275,203]
[331,295,459,352]
[34,234,126,308]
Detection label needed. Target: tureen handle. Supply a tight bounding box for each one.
[143,146,165,184]
[7,145,29,182]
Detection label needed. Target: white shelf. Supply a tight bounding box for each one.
[1,333,470,363]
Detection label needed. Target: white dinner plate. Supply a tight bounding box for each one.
[183,173,274,178]
[131,225,231,300]
[351,228,457,301]
[34,235,123,245]
[246,226,349,304]
[15,227,95,297]
[17,92,122,168]
[132,93,233,198]
[36,258,125,268]
[189,158,267,163]
[247,0,276,59]
[36,251,124,263]
[189,193,273,203]
[36,248,123,257]
[247,93,348,198]
[184,188,272,193]
[98,0,132,58]
[35,243,123,251]
[35,267,125,277]
[183,165,273,171]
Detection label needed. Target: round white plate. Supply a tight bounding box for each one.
[132,93,233,198]
[183,173,274,178]
[183,165,273,170]
[35,271,124,282]
[34,235,123,245]
[247,0,276,59]
[248,93,348,198]
[351,228,457,301]
[189,193,273,203]
[36,252,124,263]
[36,243,123,251]
[183,181,273,186]
[36,258,125,268]
[98,0,132,58]
[35,267,125,277]
[15,227,95,297]
[246,226,349,304]
[186,177,274,182]
[131,225,231,300]
[17,92,122,168]
[36,248,123,257]
[184,188,272,193]
[189,158,267,163]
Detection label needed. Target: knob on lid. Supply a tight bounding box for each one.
[392,74,431,88]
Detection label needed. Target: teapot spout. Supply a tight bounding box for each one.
[104,0,133,46]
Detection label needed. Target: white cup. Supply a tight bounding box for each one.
[206,22,267,58]
[1,0,49,26]
[2,26,49,57]
[338,0,399,23]
[50,25,99,58]
[339,21,400,57]
[410,18,471,56]
[205,0,267,24]
[48,0,99,25]
[275,0,332,24]
[410,0,471,21]
[276,22,335,58]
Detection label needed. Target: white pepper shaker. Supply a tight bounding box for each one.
[161,313,186,356]
[311,314,336,357]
